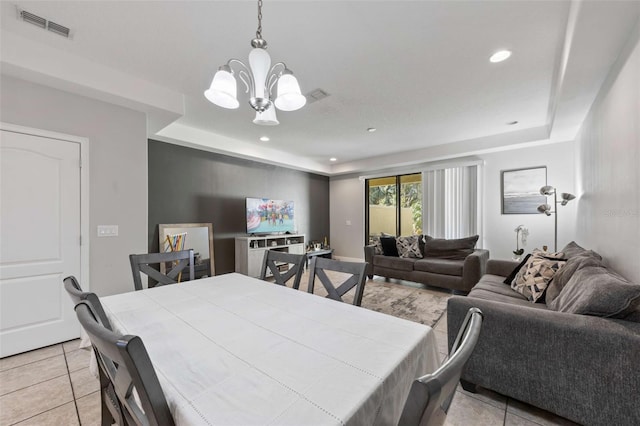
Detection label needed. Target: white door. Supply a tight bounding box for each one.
[0,129,81,357]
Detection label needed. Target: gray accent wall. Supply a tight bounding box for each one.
[148,140,330,274]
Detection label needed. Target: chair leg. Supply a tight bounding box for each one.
[460,379,478,393]
[101,398,115,426]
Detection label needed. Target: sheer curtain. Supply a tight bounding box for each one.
[424,165,479,240]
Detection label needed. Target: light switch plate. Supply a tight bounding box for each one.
[97,225,118,237]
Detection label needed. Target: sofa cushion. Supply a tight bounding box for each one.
[423,235,479,260]
[380,236,399,257]
[560,241,602,260]
[549,266,640,318]
[373,255,415,272]
[545,253,603,305]
[511,250,566,302]
[469,276,548,309]
[414,258,463,276]
[396,235,423,259]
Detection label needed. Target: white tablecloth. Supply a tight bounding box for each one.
[100,273,440,425]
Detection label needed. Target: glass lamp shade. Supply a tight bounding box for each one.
[249,48,271,99]
[253,106,279,126]
[274,73,306,111]
[204,69,239,109]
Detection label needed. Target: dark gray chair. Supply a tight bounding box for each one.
[307,257,367,306]
[63,275,112,330]
[75,301,175,426]
[63,276,122,426]
[398,307,483,426]
[129,249,194,291]
[260,250,306,290]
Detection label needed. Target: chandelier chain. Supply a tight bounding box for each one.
[256,0,263,40]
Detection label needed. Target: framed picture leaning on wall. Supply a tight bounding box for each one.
[501,166,547,214]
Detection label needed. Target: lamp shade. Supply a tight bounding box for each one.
[539,185,555,196]
[249,48,271,100]
[274,73,306,111]
[537,204,552,215]
[204,68,239,109]
[560,193,576,205]
[253,106,279,126]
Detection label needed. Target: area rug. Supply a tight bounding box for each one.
[296,271,451,328]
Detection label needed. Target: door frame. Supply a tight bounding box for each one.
[1,122,90,291]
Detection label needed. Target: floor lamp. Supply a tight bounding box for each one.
[537,186,576,252]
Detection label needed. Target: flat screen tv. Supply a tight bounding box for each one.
[246,198,295,234]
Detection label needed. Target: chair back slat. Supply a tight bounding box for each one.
[259,250,306,290]
[307,257,367,306]
[75,301,175,426]
[398,307,483,426]
[129,249,194,291]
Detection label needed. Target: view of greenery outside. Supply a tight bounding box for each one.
[367,174,422,241]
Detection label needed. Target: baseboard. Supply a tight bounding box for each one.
[333,255,365,263]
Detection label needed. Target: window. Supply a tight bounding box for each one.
[365,163,481,244]
[365,173,422,242]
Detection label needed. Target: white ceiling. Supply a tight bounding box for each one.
[1,1,639,175]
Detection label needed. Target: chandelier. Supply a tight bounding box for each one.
[204,0,306,126]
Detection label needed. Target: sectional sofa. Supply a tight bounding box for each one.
[447,242,640,426]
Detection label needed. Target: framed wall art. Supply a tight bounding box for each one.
[501,166,547,214]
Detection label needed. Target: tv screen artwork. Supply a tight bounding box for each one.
[246,198,295,234]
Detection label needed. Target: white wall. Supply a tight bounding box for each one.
[330,176,365,260]
[1,75,148,296]
[481,142,576,259]
[574,27,640,283]
[330,142,577,261]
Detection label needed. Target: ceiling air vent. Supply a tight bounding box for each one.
[305,88,330,104]
[18,8,71,38]
[47,21,70,38]
[20,10,46,29]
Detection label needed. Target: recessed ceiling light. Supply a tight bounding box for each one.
[507,120,519,125]
[367,127,377,133]
[259,136,270,142]
[329,157,337,162]
[489,50,512,63]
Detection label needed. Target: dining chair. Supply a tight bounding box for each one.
[259,250,306,289]
[129,249,194,291]
[63,276,112,329]
[63,276,123,426]
[398,307,484,426]
[307,257,367,306]
[75,301,175,426]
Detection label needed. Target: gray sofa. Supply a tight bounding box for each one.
[447,250,640,426]
[364,238,489,293]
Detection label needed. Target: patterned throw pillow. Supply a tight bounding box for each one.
[370,237,384,255]
[396,235,423,259]
[511,249,566,302]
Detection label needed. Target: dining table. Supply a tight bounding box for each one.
[97,272,441,425]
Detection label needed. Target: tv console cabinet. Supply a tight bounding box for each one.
[235,234,306,278]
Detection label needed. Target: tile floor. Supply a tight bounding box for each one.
[0,316,578,426]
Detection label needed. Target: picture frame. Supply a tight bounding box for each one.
[501,166,547,214]
[158,223,215,278]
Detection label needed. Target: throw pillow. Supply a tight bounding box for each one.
[511,249,566,302]
[370,237,383,255]
[502,254,532,285]
[548,266,640,317]
[423,235,479,260]
[545,252,603,304]
[380,236,399,257]
[396,235,423,259]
